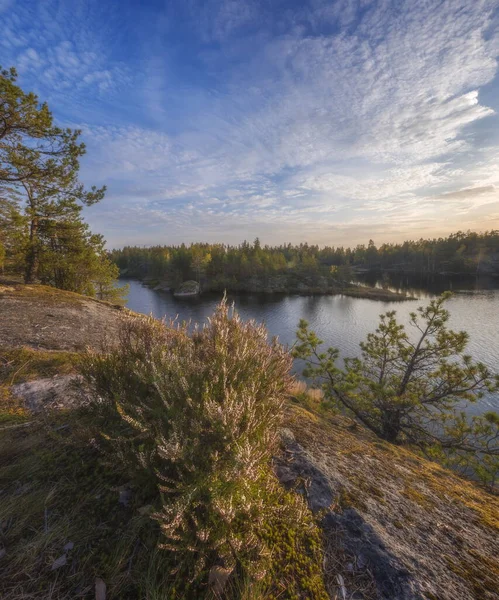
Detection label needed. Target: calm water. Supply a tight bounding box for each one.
[123,276,499,414]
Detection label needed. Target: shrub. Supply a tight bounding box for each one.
[81,301,327,595]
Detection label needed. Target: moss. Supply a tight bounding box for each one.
[286,404,320,424]
[0,412,177,600]
[0,411,330,600]
[258,487,329,600]
[444,550,499,597]
[0,282,86,305]
[335,486,368,512]
[0,280,126,310]
[410,461,499,531]
[0,347,79,385]
[0,386,29,424]
[400,485,434,508]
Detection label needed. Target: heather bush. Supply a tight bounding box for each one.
[81,301,327,595]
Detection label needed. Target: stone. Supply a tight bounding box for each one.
[95,577,106,600]
[208,565,233,597]
[119,489,132,506]
[51,554,67,570]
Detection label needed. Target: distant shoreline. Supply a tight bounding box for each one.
[122,276,415,301]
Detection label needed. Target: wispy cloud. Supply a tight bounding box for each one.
[2,0,499,246]
[0,1,131,119]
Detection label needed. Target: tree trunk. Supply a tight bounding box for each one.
[381,412,401,443]
[24,216,39,283]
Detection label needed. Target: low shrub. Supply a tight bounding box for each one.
[81,300,328,596]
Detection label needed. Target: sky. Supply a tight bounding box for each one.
[1,0,499,248]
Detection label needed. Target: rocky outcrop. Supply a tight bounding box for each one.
[3,280,497,600]
[173,280,200,296]
[275,428,416,600]
[277,407,499,600]
[0,282,123,351]
[11,375,87,412]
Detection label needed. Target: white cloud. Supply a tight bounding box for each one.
[3,0,499,246]
[0,2,130,108]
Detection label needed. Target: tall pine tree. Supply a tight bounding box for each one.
[0,66,125,301]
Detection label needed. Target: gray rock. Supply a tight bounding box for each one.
[208,566,232,596]
[274,437,419,600]
[279,427,296,444]
[11,375,88,413]
[51,554,67,570]
[95,577,106,600]
[119,489,132,506]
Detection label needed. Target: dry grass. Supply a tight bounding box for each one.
[0,278,125,308]
[0,413,172,600]
[289,380,325,417]
[0,306,330,599]
[321,523,378,600]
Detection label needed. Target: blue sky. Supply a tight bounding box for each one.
[1,0,499,248]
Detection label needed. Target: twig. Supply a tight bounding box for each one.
[0,420,34,431]
[9,359,32,385]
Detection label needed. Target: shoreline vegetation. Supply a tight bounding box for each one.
[130,274,415,301]
[110,231,499,302]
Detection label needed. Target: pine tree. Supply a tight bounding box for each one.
[0,66,105,283]
[294,293,499,482]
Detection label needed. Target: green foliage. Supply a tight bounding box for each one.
[81,301,327,595]
[109,231,499,291]
[428,411,499,488]
[0,66,123,301]
[35,220,128,302]
[0,196,25,272]
[294,293,499,485]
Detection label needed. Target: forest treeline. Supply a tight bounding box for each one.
[110,230,499,292]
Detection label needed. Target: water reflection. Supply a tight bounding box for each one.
[123,277,499,414]
[356,271,499,298]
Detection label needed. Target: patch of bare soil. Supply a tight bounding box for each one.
[0,281,123,351]
[279,405,499,600]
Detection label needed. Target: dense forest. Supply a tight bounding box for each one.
[110,230,499,293]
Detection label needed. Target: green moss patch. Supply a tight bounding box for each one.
[0,347,79,385]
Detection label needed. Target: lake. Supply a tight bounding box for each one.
[123,275,499,414]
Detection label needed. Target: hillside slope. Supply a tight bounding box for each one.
[279,405,498,600]
[1,282,497,599]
